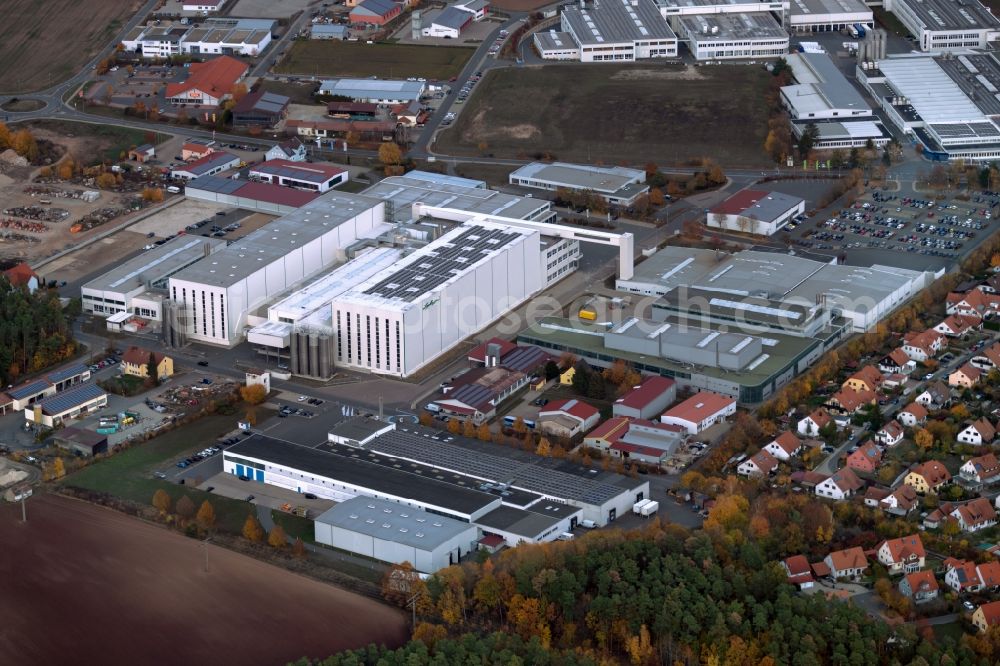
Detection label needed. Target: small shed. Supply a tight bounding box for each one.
[54,427,109,457]
[129,144,156,163]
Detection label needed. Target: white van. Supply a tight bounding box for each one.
[579,519,597,529]
[424,403,442,413]
[557,532,575,541]
[166,186,181,194]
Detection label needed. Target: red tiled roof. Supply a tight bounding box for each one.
[616,375,675,410]
[901,402,927,420]
[880,534,925,563]
[769,431,802,456]
[978,600,1000,626]
[805,408,832,429]
[166,55,248,101]
[827,546,867,572]
[467,337,518,363]
[831,387,876,412]
[902,570,938,595]
[978,561,1000,587]
[662,391,734,423]
[912,460,952,486]
[122,346,165,367]
[709,189,769,215]
[541,398,599,422]
[2,262,37,286]
[888,348,910,367]
[783,554,811,577]
[586,416,630,442]
[250,159,347,181]
[231,181,321,207]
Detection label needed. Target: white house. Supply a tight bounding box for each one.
[454,0,489,20]
[798,408,833,437]
[824,547,868,581]
[950,498,998,533]
[958,418,997,446]
[897,402,927,427]
[914,382,950,409]
[660,391,736,435]
[875,420,904,448]
[815,467,864,501]
[266,138,308,162]
[737,449,779,478]
[876,534,925,575]
[960,453,1000,485]
[763,431,803,461]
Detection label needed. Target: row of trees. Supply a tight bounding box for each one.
[241,513,306,555]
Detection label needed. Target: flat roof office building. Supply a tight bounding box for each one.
[82,236,227,323]
[675,12,789,60]
[547,0,678,62]
[858,53,1000,162]
[787,0,872,33]
[884,0,1000,52]
[317,78,426,103]
[509,162,648,205]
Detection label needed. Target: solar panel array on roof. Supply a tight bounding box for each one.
[38,383,105,415]
[8,379,52,400]
[362,225,522,302]
[45,364,89,384]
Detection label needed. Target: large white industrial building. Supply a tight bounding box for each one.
[82,235,227,323]
[509,162,648,205]
[329,220,544,377]
[314,496,478,572]
[617,246,935,333]
[675,11,789,60]
[884,0,1000,52]
[224,418,647,530]
[536,0,678,62]
[781,52,890,149]
[121,18,275,57]
[858,53,1000,162]
[167,192,386,347]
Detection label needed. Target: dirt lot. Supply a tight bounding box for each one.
[0,0,140,92]
[275,40,474,80]
[229,0,315,18]
[436,64,773,166]
[0,494,409,665]
[0,122,173,266]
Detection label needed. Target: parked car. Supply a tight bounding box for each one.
[303,493,318,500]
[197,360,209,367]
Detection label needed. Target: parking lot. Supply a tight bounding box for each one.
[780,186,999,270]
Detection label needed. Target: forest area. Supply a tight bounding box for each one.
[0,276,78,385]
[294,522,1000,666]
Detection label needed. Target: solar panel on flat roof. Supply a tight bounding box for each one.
[38,383,105,415]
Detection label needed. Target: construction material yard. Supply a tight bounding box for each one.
[0,0,141,92]
[436,64,773,166]
[275,40,474,81]
[0,494,409,666]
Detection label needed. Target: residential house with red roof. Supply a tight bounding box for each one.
[781,555,815,589]
[958,418,997,446]
[877,534,925,575]
[763,431,803,461]
[538,398,601,438]
[949,362,983,389]
[960,453,1000,485]
[867,484,918,516]
[879,347,916,375]
[843,365,884,393]
[947,286,1000,318]
[737,449,779,478]
[612,375,676,420]
[875,420,904,447]
[899,570,939,604]
[828,387,876,415]
[934,313,982,338]
[798,407,833,436]
[971,341,1000,372]
[904,460,952,494]
[823,547,868,580]
[945,558,982,592]
[902,329,945,362]
[165,55,248,107]
[973,600,1000,633]
[2,262,39,293]
[897,402,928,427]
[660,391,735,435]
[846,440,883,474]
[950,497,998,532]
[815,467,864,501]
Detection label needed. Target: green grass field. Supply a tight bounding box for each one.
[62,413,253,533]
[436,64,773,166]
[275,40,473,80]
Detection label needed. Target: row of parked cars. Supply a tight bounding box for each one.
[89,354,121,372]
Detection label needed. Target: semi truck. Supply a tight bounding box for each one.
[854,24,866,38]
[640,500,659,517]
[847,25,859,38]
[633,499,652,515]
